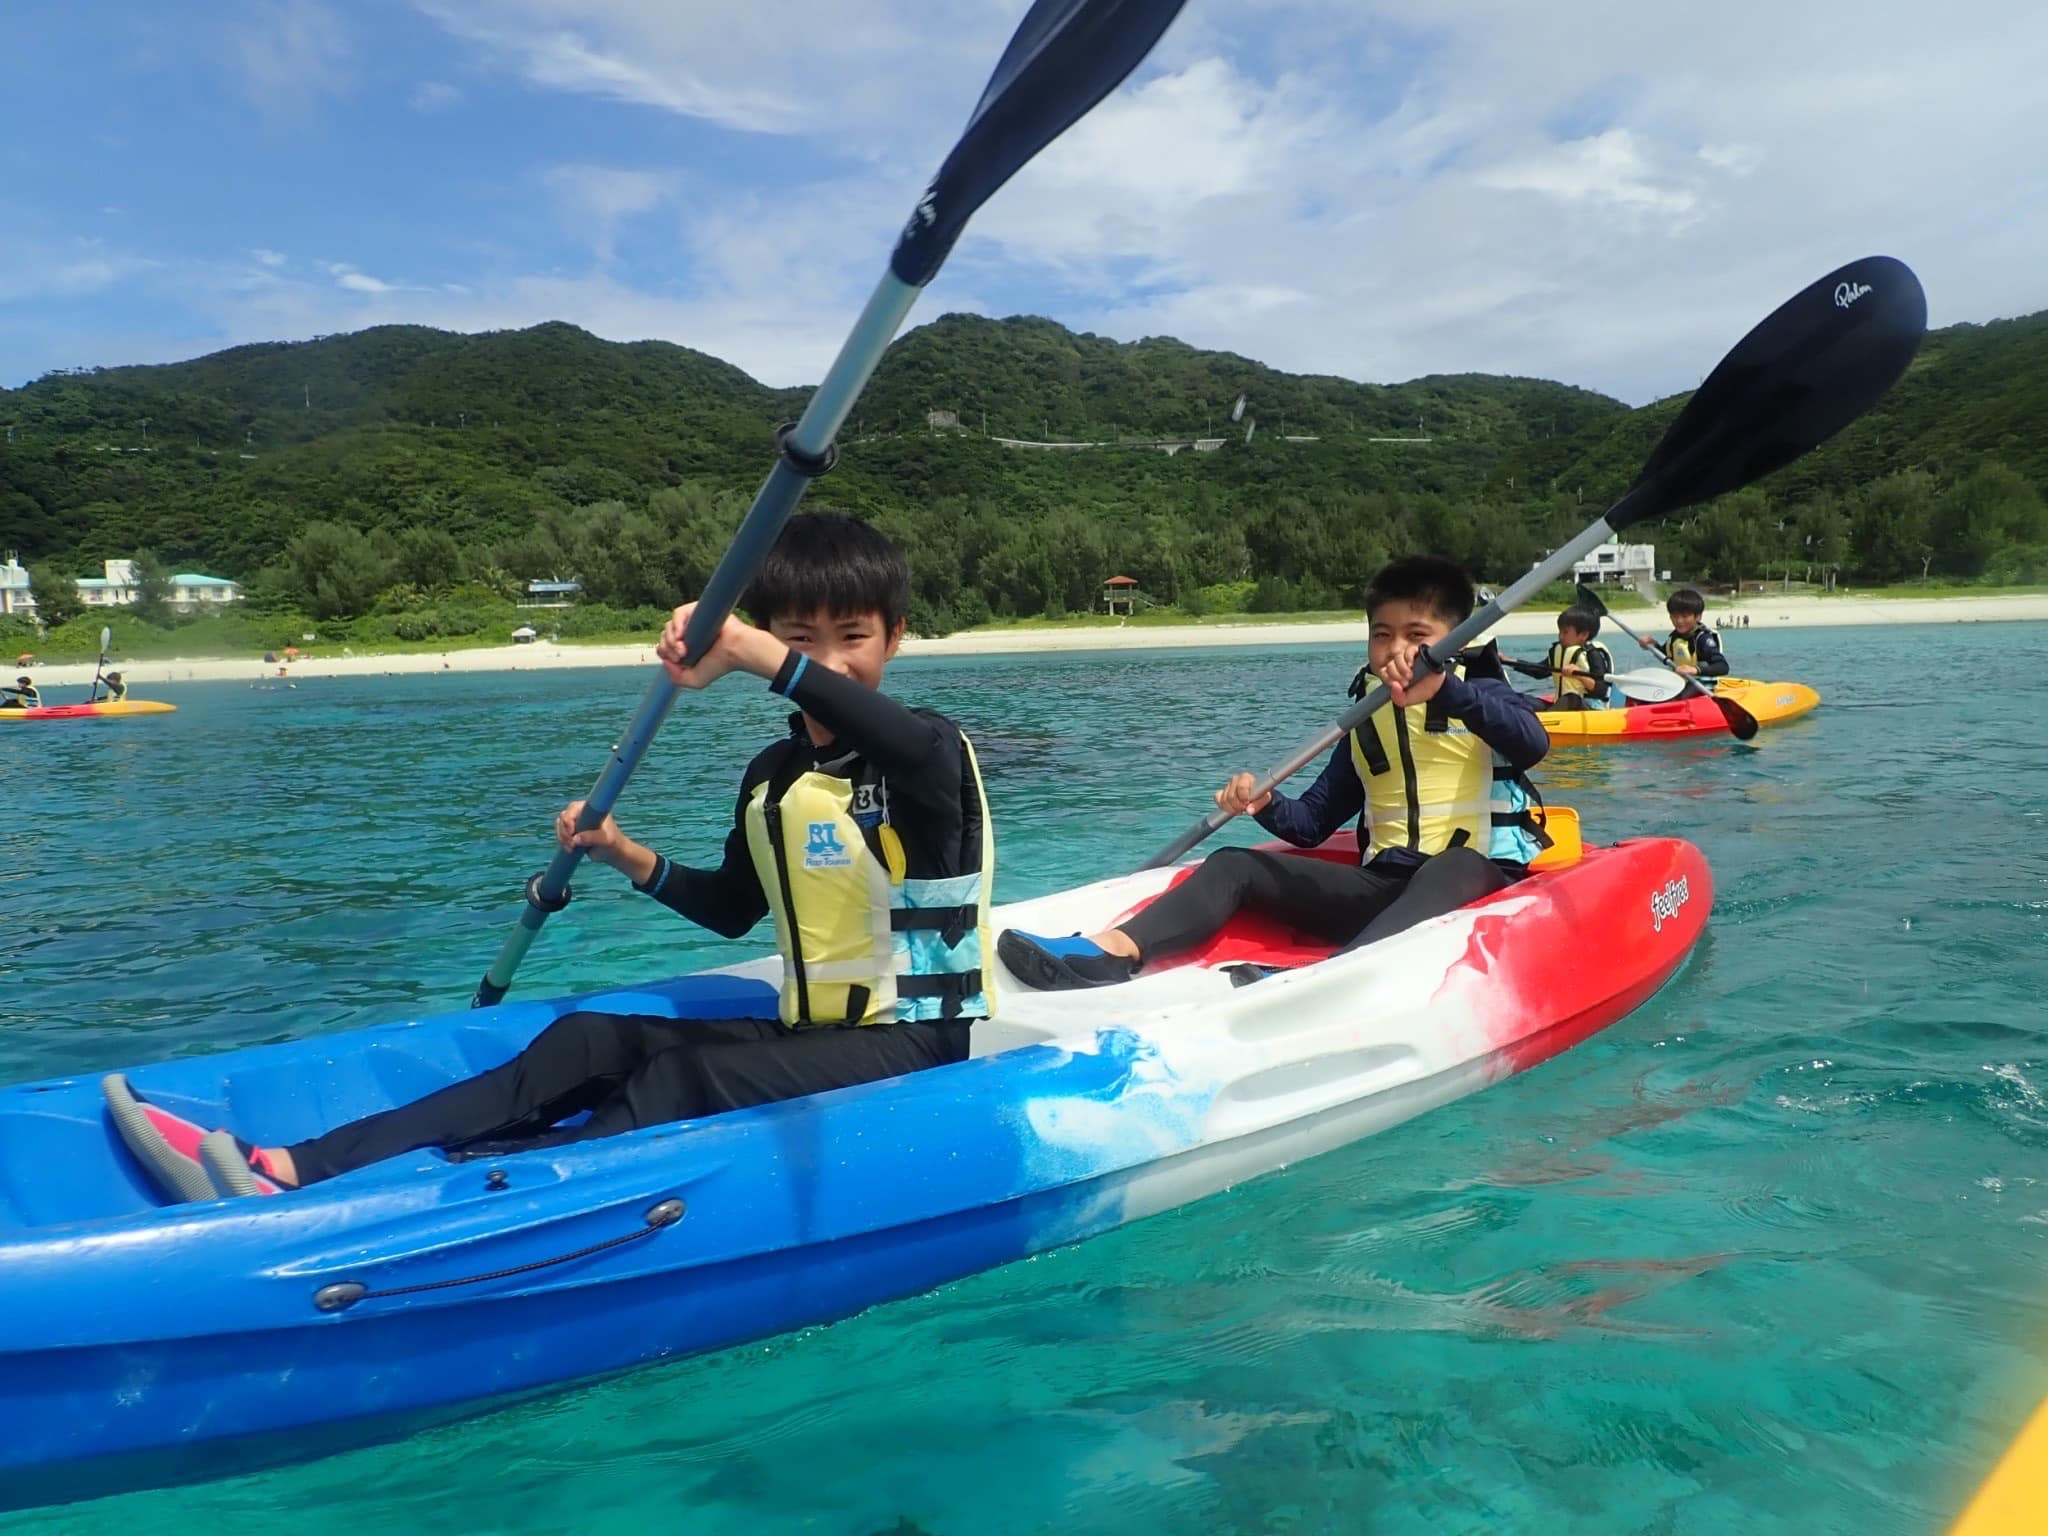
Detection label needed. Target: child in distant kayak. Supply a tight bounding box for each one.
[1507,606,1613,710]
[1640,588,1729,680]
[101,671,128,702]
[106,514,997,1199]
[999,556,1549,990]
[0,675,38,709]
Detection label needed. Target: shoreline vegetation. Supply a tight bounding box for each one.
[20,588,2048,687]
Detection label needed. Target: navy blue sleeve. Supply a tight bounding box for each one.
[1251,738,1363,847]
[1437,673,1548,771]
[1503,655,1552,679]
[1693,629,1730,677]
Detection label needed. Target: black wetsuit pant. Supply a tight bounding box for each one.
[287,1013,970,1184]
[1120,845,1514,964]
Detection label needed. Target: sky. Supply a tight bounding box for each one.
[2,0,2043,405]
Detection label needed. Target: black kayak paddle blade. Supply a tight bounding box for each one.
[892,0,1190,287]
[1613,255,1927,529]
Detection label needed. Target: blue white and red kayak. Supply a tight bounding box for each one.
[0,831,1709,1505]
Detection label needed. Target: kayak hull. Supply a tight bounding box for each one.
[0,699,176,721]
[1541,677,1819,741]
[0,833,1710,1505]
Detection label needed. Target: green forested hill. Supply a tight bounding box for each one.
[1,307,2042,642]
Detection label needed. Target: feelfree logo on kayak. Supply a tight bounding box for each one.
[1650,876,1691,933]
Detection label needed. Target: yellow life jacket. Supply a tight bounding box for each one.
[744,733,995,1028]
[1546,640,1594,698]
[1347,659,1547,866]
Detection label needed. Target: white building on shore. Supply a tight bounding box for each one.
[1533,540,1663,587]
[0,555,243,615]
[0,556,30,617]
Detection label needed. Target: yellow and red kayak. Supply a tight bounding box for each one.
[0,700,177,722]
[1540,678,1819,742]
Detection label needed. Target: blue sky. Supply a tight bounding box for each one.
[4,0,2044,403]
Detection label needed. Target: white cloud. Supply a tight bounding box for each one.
[251,247,288,268]
[542,164,677,263]
[1478,130,1703,221]
[410,80,463,113]
[14,0,2048,407]
[957,0,2048,402]
[231,0,352,113]
[0,237,159,304]
[326,262,405,294]
[412,0,1037,140]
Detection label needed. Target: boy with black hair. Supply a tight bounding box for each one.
[0,675,38,709]
[1509,607,1613,710]
[108,513,997,1198]
[1000,555,1549,990]
[1640,587,1730,679]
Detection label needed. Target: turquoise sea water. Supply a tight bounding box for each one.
[5,622,2047,1534]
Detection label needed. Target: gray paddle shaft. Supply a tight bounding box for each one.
[474,275,920,1005]
[1140,515,1622,869]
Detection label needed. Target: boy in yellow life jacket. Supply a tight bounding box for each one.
[112,514,996,1197]
[999,556,1549,989]
[1639,587,1729,680]
[1507,606,1613,710]
[0,675,38,708]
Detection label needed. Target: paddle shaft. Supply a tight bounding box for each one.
[472,0,1195,1007]
[1141,511,1628,869]
[473,278,920,1006]
[86,625,110,704]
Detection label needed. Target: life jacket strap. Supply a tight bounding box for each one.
[890,903,980,949]
[897,970,985,1020]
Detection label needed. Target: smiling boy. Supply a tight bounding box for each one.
[999,555,1549,988]
[109,513,996,1198]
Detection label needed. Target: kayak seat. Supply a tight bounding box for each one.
[1114,849,1355,974]
[1110,826,1587,974]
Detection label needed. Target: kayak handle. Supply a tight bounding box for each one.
[311,1196,685,1313]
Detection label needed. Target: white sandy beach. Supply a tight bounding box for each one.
[19,592,2048,688]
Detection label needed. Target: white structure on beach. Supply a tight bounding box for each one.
[0,556,243,614]
[77,559,243,608]
[1536,540,1662,587]
[0,556,30,617]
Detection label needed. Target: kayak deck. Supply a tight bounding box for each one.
[1541,677,1820,740]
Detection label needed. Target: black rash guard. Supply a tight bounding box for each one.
[631,655,977,938]
[1654,625,1730,677]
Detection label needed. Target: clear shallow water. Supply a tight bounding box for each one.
[4,624,2047,1534]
